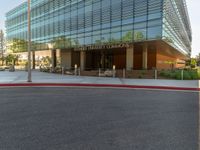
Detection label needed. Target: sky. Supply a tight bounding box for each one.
[0,0,25,29]
[187,0,200,57]
[0,0,199,57]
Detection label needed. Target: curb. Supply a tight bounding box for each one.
[0,83,199,91]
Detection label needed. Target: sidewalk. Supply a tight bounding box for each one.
[0,70,199,90]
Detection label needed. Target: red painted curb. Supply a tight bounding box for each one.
[0,83,199,91]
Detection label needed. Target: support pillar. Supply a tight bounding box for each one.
[51,49,56,71]
[80,51,86,71]
[100,51,105,69]
[32,51,35,69]
[61,50,72,69]
[126,46,134,70]
[143,43,148,69]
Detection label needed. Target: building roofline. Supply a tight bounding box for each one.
[5,2,27,17]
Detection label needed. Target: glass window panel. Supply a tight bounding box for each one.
[102,29,110,34]
[134,22,146,29]
[101,33,111,44]
[148,26,162,39]
[85,36,92,45]
[148,12,162,20]
[122,31,133,42]
[93,35,101,45]
[102,23,110,29]
[111,26,121,33]
[134,15,147,23]
[134,28,146,41]
[122,18,134,25]
[78,37,85,45]
[122,24,133,31]
[111,21,121,27]
[111,32,121,43]
[148,19,162,27]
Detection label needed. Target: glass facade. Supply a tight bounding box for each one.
[162,0,192,56]
[6,0,190,56]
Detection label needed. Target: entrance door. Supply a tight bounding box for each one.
[134,45,143,69]
[104,51,113,69]
[85,49,126,70]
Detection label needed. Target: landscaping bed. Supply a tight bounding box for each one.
[158,69,200,80]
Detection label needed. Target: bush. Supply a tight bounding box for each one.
[183,71,191,80]
[159,71,165,76]
[159,69,200,80]
[175,72,181,80]
[40,66,50,72]
[54,67,62,73]
[190,70,198,80]
[138,75,143,78]
[0,67,5,71]
[141,70,146,75]
[197,69,200,78]
[163,70,171,77]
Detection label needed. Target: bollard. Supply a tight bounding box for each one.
[113,65,116,78]
[74,64,77,76]
[123,68,126,78]
[78,68,81,76]
[49,64,52,73]
[62,67,64,75]
[155,69,157,79]
[99,68,101,77]
[181,70,184,80]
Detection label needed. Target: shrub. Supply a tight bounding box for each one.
[163,70,171,78]
[197,69,200,78]
[190,70,198,80]
[169,72,176,78]
[175,72,181,80]
[141,70,146,75]
[159,71,165,76]
[159,69,200,80]
[138,75,143,79]
[183,71,191,80]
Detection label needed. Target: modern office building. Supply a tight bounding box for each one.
[6,0,191,70]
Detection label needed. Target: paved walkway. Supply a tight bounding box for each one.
[0,70,199,90]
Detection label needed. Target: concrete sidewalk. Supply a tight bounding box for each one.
[0,70,199,90]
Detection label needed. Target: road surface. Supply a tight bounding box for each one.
[0,87,198,150]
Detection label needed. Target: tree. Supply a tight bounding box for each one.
[190,58,197,68]
[0,30,5,65]
[52,36,72,49]
[13,55,20,65]
[5,54,14,65]
[0,56,5,66]
[8,38,28,53]
[122,31,132,42]
[41,56,51,67]
[4,54,20,66]
[134,31,144,41]
[195,53,200,66]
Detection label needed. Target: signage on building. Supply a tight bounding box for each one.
[74,43,131,51]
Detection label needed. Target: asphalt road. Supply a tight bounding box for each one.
[0,87,198,150]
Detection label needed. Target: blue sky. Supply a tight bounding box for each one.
[187,0,200,57]
[0,0,25,29]
[0,0,199,57]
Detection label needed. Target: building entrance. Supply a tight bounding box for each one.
[100,51,113,69]
[85,48,126,70]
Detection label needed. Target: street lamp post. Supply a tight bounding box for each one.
[27,0,32,82]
